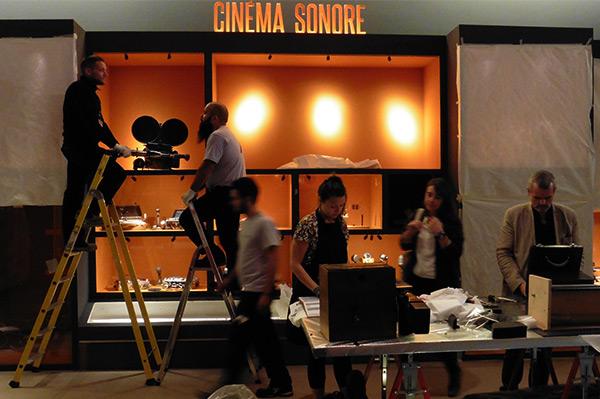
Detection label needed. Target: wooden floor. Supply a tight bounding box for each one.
[0,357,579,398]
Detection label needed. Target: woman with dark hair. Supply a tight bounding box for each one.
[400,177,464,397]
[288,175,352,399]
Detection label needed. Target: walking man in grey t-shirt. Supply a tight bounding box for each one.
[217,177,293,398]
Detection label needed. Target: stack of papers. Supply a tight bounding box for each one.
[299,296,320,317]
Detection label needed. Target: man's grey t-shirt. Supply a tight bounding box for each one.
[237,213,281,293]
[204,125,246,189]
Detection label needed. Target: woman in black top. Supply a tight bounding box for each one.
[289,176,352,399]
[400,177,464,397]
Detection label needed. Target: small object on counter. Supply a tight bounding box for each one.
[398,294,431,335]
[148,286,162,292]
[351,254,362,263]
[379,253,389,263]
[153,208,161,229]
[362,252,374,263]
[162,276,199,290]
[118,278,151,291]
[447,314,459,330]
[156,266,163,284]
[491,321,527,339]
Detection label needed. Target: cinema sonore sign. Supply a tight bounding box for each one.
[213,1,367,34]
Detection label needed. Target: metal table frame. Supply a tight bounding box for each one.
[302,318,596,399]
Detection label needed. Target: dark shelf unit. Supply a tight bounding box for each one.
[85,30,448,302]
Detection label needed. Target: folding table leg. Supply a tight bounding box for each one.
[381,354,388,399]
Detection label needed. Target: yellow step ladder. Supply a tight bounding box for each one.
[9,153,162,388]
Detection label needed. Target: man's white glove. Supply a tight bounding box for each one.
[181,189,196,206]
[113,144,132,158]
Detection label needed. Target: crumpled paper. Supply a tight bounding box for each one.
[419,287,484,322]
[272,283,292,318]
[278,154,381,169]
[288,301,306,327]
[208,384,257,399]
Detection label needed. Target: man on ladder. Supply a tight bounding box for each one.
[61,54,132,250]
[180,102,246,286]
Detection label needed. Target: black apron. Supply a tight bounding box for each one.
[288,211,348,344]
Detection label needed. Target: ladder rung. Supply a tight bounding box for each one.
[35,327,53,338]
[44,301,63,313]
[27,353,43,365]
[53,276,71,286]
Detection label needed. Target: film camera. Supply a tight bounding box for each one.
[131,115,191,170]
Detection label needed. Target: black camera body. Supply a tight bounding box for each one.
[131,116,189,170]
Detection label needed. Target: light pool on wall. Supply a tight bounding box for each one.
[312,95,343,138]
[233,93,268,135]
[386,103,417,145]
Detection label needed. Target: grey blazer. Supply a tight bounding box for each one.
[496,203,579,295]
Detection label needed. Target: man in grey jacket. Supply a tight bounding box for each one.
[497,169,579,390]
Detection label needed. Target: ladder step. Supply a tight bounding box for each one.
[44,301,63,313]
[27,353,43,365]
[52,276,71,286]
[35,327,53,338]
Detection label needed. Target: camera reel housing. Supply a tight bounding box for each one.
[131,115,189,170]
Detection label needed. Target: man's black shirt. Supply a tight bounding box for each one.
[533,206,556,245]
[62,75,117,159]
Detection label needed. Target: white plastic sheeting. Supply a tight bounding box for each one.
[458,44,594,295]
[594,58,600,210]
[0,36,77,206]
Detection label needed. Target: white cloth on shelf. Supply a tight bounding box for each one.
[278,154,381,169]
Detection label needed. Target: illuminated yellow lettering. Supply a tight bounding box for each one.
[232,2,244,32]
[343,4,355,34]
[257,2,272,33]
[306,3,318,34]
[318,4,331,34]
[357,4,366,34]
[214,1,224,32]
[225,1,231,32]
[273,2,284,33]
[245,1,254,32]
[294,3,306,34]
[332,4,343,34]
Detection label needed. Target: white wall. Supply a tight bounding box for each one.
[1,0,600,37]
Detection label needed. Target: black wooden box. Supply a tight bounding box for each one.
[320,263,397,342]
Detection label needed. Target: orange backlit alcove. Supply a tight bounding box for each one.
[213,53,441,170]
[96,52,206,170]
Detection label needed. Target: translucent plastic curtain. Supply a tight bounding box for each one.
[458,44,594,295]
[0,36,77,206]
[594,59,600,210]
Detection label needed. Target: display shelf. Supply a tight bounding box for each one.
[90,45,444,300]
[213,52,441,170]
[125,168,441,176]
[110,172,292,230]
[92,234,294,296]
[299,174,383,230]
[94,228,293,237]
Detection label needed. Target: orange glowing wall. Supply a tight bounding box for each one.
[215,61,440,169]
[298,174,382,229]
[97,64,205,169]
